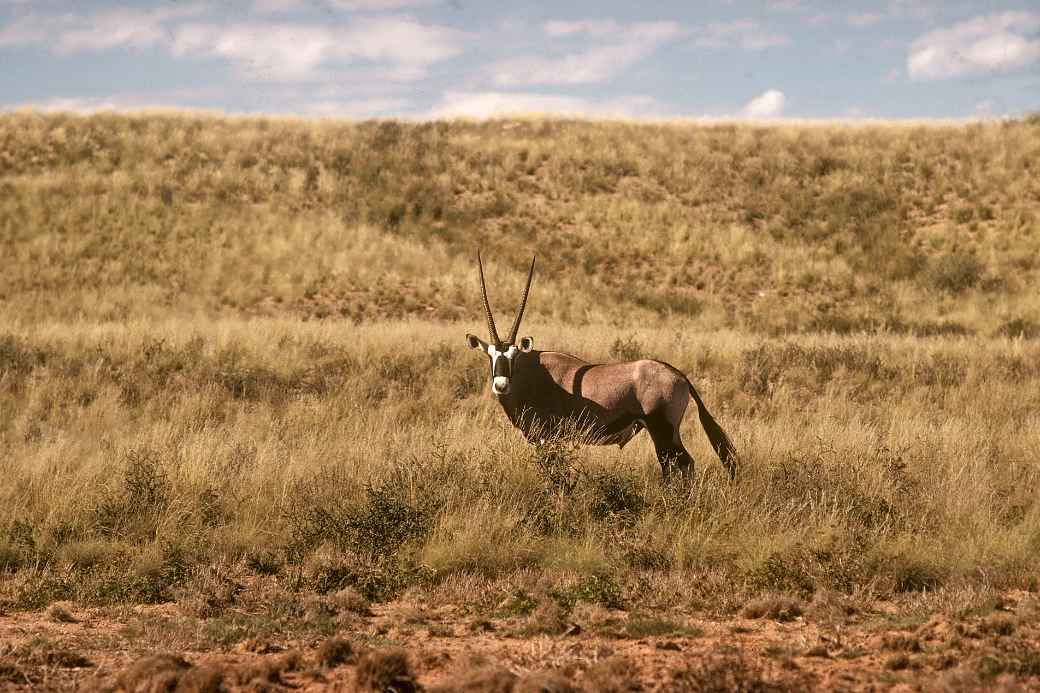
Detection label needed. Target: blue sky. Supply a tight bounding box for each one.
[1,1,1038,120]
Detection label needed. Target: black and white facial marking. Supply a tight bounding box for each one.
[489,343,517,395]
[466,335,534,396]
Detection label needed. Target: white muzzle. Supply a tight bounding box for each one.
[492,376,510,395]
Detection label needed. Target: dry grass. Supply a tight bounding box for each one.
[1,112,1038,334]
[0,114,1039,688]
[1,317,1038,615]
[355,648,420,693]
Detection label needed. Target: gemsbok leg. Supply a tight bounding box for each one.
[644,410,695,481]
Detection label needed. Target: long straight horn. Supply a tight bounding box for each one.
[477,250,502,346]
[507,255,536,344]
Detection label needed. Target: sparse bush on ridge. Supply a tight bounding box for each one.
[2,113,1039,333]
[930,251,985,293]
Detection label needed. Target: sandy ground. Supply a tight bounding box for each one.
[1,592,1038,691]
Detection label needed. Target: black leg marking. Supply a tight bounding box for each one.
[645,414,695,482]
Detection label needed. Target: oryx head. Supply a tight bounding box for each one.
[466,251,536,396]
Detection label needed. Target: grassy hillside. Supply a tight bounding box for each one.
[1,113,1040,688]
[1,112,1039,334]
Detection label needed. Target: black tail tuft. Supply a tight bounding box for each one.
[687,383,738,480]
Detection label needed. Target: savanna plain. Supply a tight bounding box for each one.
[1,112,1040,691]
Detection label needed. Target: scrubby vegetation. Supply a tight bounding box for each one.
[1,321,1037,617]
[1,111,1039,689]
[1,111,1039,332]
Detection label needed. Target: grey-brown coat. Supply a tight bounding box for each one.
[466,253,737,480]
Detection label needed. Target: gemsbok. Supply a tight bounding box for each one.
[466,252,737,481]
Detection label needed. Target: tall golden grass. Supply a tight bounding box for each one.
[0,112,1038,616]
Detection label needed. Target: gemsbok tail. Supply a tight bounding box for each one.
[687,381,738,479]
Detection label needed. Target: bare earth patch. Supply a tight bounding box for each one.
[1,592,1037,691]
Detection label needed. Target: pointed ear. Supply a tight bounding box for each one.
[466,334,487,350]
[519,336,534,352]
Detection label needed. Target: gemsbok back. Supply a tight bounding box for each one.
[466,252,738,481]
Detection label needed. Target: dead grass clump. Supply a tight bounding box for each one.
[46,602,78,623]
[978,615,1016,637]
[624,615,702,639]
[742,595,804,622]
[240,638,283,655]
[670,650,787,692]
[806,589,861,623]
[513,670,579,693]
[3,638,92,671]
[230,651,303,688]
[885,653,912,670]
[328,586,372,616]
[42,648,92,669]
[433,665,517,692]
[0,661,35,686]
[175,566,243,619]
[881,633,923,652]
[245,549,282,577]
[176,665,226,693]
[973,638,1040,680]
[355,648,421,693]
[581,657,641,692]
[889,555,945,594]
[521,600,570,636]
[935,666,1034,693]
[316,637,356,668]
[115,654,192,692]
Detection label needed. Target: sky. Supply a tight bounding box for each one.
[1,0,1038,120]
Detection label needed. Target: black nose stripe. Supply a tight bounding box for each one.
[493,354,511,378]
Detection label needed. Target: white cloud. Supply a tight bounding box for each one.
[690,19,790,50]
[291,97,410,117]
[0,6,460,81]
[429,91,667,119]
[4,94,411,120]
[973,99,995,118]
[172,17,461,80]
[543,19,621,38]
[907,11,1040,80]
[740,89,786,118]
[491,45,649,87]
[3,95,188,114]
[491,20,683,87]
[0,4,208,51]
[431,91,589,118]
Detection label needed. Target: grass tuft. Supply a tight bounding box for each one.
[355,648,421,693]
